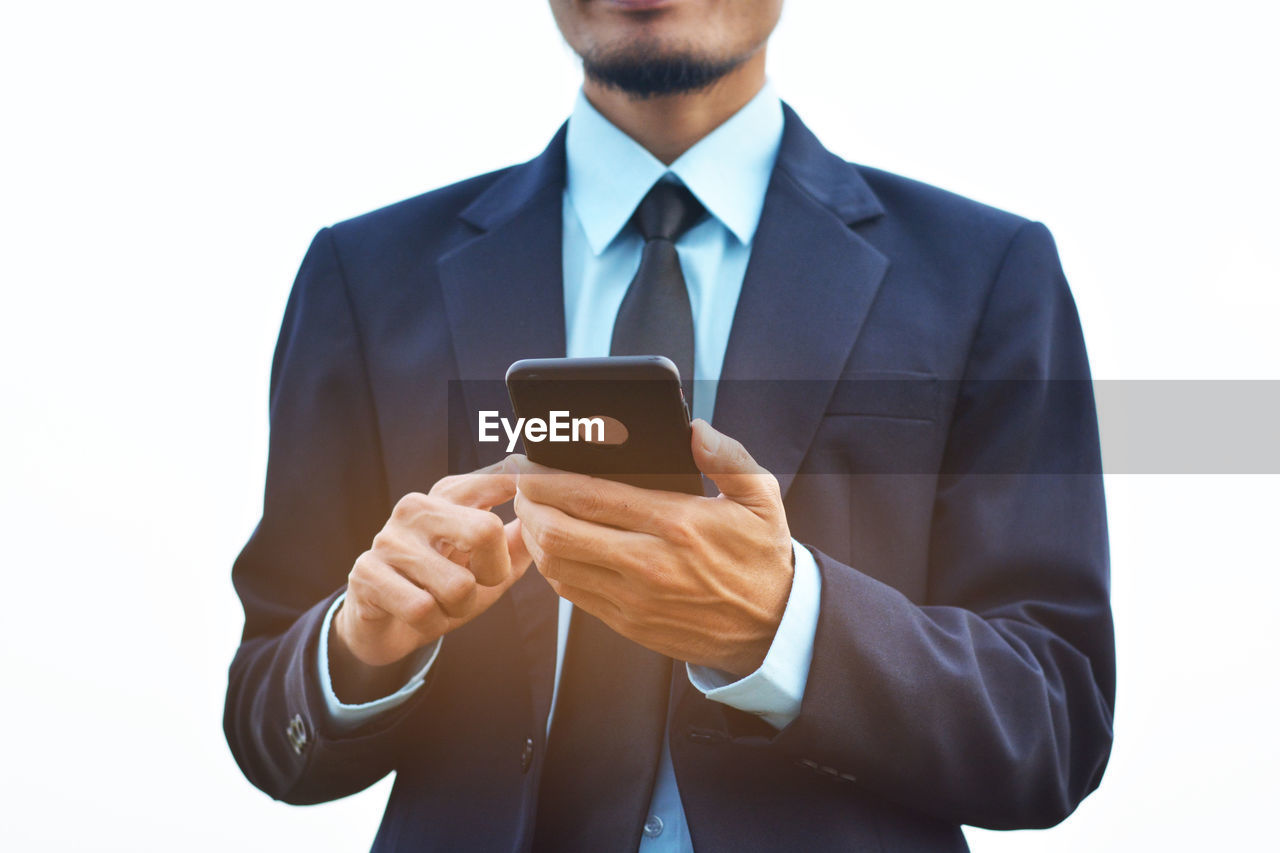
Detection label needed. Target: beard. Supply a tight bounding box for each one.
[579,39,749,98]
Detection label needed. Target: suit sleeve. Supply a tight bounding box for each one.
[223,228,429,804]
[765,222,1116,829]
[317,593,442,733]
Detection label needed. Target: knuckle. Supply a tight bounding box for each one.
[577,486,605,518]
[452,509,504,552]
[475,511,505,542]
[403,594,438,628]
[533,522,566,555]
[664,516,697,546]
[343,596,372,624]
[764,472,782,498]
[437,573,478,609]
[393,491,430,519]
[350,550,378,580]
[345,570,368,599]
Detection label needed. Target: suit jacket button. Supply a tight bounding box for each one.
[521,737,535,773]
[286,714,309,755]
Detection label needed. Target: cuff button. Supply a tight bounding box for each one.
[286,714,309,755]
[521,737,535,773]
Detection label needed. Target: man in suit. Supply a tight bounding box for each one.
[224,1,1115,850]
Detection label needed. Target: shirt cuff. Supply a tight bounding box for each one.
[685,539,821,731]
[316,592,441,734]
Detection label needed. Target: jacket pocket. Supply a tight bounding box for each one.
[823,370,939,422]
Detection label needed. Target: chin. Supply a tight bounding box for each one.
[582,39,744,98]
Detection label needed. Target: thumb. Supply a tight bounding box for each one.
[505,518,532,575]
[690,419,778,507]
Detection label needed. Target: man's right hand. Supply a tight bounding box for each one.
[328,457,531,703]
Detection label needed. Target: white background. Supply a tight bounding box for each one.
[2,1,1276,850]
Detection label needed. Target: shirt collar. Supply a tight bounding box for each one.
[565,81,784,255]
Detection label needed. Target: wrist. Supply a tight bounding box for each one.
[328,603,419,704]
[719,545,794,676]
[721,636,773,679]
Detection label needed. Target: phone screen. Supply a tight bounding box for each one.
[505,356,703,495]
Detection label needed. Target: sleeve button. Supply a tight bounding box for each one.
[521,737,535,773]
[286,714,309,755]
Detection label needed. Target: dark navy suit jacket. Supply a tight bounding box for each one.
[225,107,1115,852]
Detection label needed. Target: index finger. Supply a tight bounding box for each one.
[431,455,520,509]
[513,457,691,535]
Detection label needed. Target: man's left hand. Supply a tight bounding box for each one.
[513,419,794,677]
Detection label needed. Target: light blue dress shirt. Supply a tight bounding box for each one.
[317,82,823,853]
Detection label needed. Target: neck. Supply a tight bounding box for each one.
[582,49,767,165]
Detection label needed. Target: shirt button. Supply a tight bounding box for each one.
[643,815,664,839]
[520,737,535,773]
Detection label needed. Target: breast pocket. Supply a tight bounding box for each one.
[809,370,943,476]
[789,371,945,592]
[824,370,940,422]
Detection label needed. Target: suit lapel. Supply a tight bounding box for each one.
[438,127,568,411]
[436,128,569,733]
[713,106,889,497]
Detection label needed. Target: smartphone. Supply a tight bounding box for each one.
[504,356,703,495]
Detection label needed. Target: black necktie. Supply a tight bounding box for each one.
[532,183,705,853]
[609,180,705,389]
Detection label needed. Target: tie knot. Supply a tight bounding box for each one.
[632,181,706,243]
